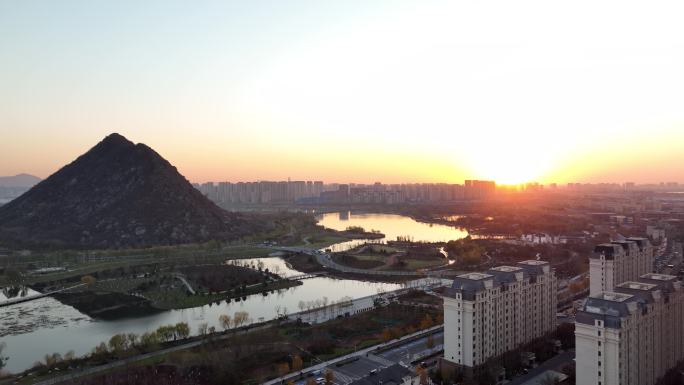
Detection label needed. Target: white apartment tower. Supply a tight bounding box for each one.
[575,273,684,385]
[589,238,654,296]
[443,260,557,368]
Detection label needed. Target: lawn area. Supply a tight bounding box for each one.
[397,258,445,270]
[365,244,399,253]
[332,254,385,269]
[144,279,301,310]
[354,254,387,263]
[302,234,349,249]
[13,244,273,287]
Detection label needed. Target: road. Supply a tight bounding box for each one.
[506,350,575,385]
[261,325,444,385]
[377,331,444,364]
[274,246,462,277]
[173,274,195,295]
[316,252,423,276]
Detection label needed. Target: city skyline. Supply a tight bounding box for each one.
[3,1,684,184]
[5,2,684,384]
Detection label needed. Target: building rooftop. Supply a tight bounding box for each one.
[618,281,658,291]
[641,273,676,281]
[592,244,623,260]
[611,240,637,252]
[578,292,635,327]
[518,260,548,266]
[576,271,680,329]
[447,261,553,300]
[458,272,493,280]
[489,266,523,272]
[596,291,633,302]
[517,260,550,276]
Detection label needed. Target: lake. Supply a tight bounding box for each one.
[316,211,469,251]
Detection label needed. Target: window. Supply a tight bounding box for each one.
[598,341,601,346]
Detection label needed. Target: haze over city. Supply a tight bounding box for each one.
[6,3,684,385]
[3,0,684,184]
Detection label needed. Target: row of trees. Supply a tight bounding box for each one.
[0,342,7,372]
[446,237,484,265]
[90,322,191,361]
[29,350,77,372]
[297,297,329,312]
[218,311,251,331]
[381,314,436,342]
[296,295,354,317]
[275,354,304,375]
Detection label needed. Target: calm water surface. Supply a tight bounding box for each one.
[1,258,399,373]
[2,212,464,373]
[316,211,468,251]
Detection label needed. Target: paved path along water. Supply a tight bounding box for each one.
[23,288,441,385]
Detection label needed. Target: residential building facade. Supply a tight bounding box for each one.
[589,238,654,296]
[575,273,684,385]
[443,260,557,368]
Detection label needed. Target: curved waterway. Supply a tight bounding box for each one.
[1,212,467,373]
[316,211,469,251]
[1,258,400,373]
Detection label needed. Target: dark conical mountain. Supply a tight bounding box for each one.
[0,133,259,248]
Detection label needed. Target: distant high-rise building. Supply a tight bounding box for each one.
[464,180,496,200]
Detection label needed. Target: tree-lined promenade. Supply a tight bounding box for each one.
[3,295,442,385]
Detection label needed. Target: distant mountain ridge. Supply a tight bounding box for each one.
[0,174,41,188]
[0,133,263,248]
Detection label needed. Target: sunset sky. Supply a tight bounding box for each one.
[2,0,684,185]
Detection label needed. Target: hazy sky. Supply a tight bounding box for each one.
[2,0,684,184]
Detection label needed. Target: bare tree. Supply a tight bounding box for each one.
[233,311,250,328]
[0,342,7,371]
[219,314,231,331]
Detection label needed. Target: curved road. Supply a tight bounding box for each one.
[274,246,462,277]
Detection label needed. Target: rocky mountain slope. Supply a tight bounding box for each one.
[0,133,262,248]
